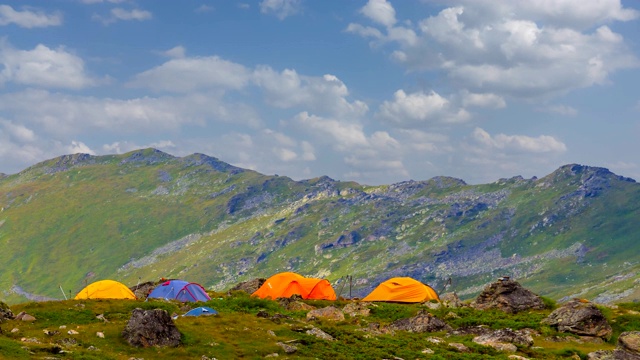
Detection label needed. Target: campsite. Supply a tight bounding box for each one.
[2,274,640,359]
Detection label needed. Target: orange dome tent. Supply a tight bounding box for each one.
[74,280,137,300]
[252,272,336,300]
[362,277,438,303]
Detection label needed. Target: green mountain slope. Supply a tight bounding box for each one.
[1,149,639,304]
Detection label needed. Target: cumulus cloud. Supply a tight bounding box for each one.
[0,5,62,28]
[259,0,301,20]
[360,0,396,27]
[460,91,506,109]
[93,7,152,25]
[128,56,251,92]
[377,89,470,127]
[0,89,262,136]
[162,45,186,59]
[253,67,368,117]
[348,0,639,100]
[470,127,567,153]
[103,140,176,154]
[0,41,97,89]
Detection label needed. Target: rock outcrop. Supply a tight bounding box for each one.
[472,278,546,313]
[473,328,534,353]
[229,278,265,294]
[306,306,345,322]
[122,308,182,348]
[129,281,157,299]
[542,299,612,340]
[587,331,640,359]
[387,311,451,333]
[0,301,14,322]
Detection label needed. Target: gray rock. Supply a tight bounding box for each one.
[307,306,345,322]
[473,328,534,352]
[387,311,451,333]
[342,302,371,317]
[122,308,182,347]
[587,349,638,359]
[229,278,266,295]
[542,299,612,340]
[0,301,14,322]
[129,281,157,299]
[472,279,545,313]
[306,327,334,341]
[276,342,297,354]
[440,292,464,308]
[618,331,640,355]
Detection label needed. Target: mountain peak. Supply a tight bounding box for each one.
[119,148,176,165]
[179,153,245,174]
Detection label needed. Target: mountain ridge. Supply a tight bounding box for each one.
[1,149,639,305]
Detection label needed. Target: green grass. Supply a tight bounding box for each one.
[1,295,630,359]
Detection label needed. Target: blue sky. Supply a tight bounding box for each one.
[0,0,639,185]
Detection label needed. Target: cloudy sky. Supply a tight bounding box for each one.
[0,0,639,185]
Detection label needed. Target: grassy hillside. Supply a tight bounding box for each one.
[3,292,640,359]
[1,150,639,304]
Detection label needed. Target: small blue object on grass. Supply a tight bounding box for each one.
[183,306,219,317]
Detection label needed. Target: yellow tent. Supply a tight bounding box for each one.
[362,277,439,303]
[74,280,136,300]
[252,272,336,300]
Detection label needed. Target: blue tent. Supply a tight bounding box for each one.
[184,306,218,317]
[148,280,211,302]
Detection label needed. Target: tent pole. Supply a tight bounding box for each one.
[59,285,67,300]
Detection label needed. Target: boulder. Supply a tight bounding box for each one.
[342,302,371,317]
[587,350,637,359]
[129,281,157,299]
[387,311,451,333]
[229,278,266,295]
[306,327,334,341]
[472,278,545,313]
[440,292,463,308]
[307,306,345,322]
[618,331,640,355]
[0,301,14,322]
[122,308,182,347]
[473,328,534,352]
[286,301,316,311]
[542,299,612,340]
[276,341,297,354]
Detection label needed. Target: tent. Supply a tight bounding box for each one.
[362,277,439,303]
[184,306,218,317]
[148,280,210,302]
[74,280,137,300]
[252,272,336,300]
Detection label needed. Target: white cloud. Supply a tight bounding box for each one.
[360,0,396,27]
[0,5,62,28]
[103,140,175,154]
[349,1,639,100]
[93,7,152,25]
[259,0,301,20]
[377,89,470,127]
[461,91,506,109]
[293,112,368,150]
[470,127,567,153]
[0,89,262,136]
[129,56,251,93]
[0,42,97,89]
[253,66,368,117]
[67,141,95,155]
[81,0,126,4]
[162,46,186,59]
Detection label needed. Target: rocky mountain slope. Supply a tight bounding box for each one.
[1,148,639,304]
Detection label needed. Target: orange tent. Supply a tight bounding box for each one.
[252,272,336,300]
[74,280,136,300]
[362,277,439,303]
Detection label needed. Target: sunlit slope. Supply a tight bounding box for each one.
[1,150,639,304]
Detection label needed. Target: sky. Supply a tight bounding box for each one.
[0,0,639,185]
